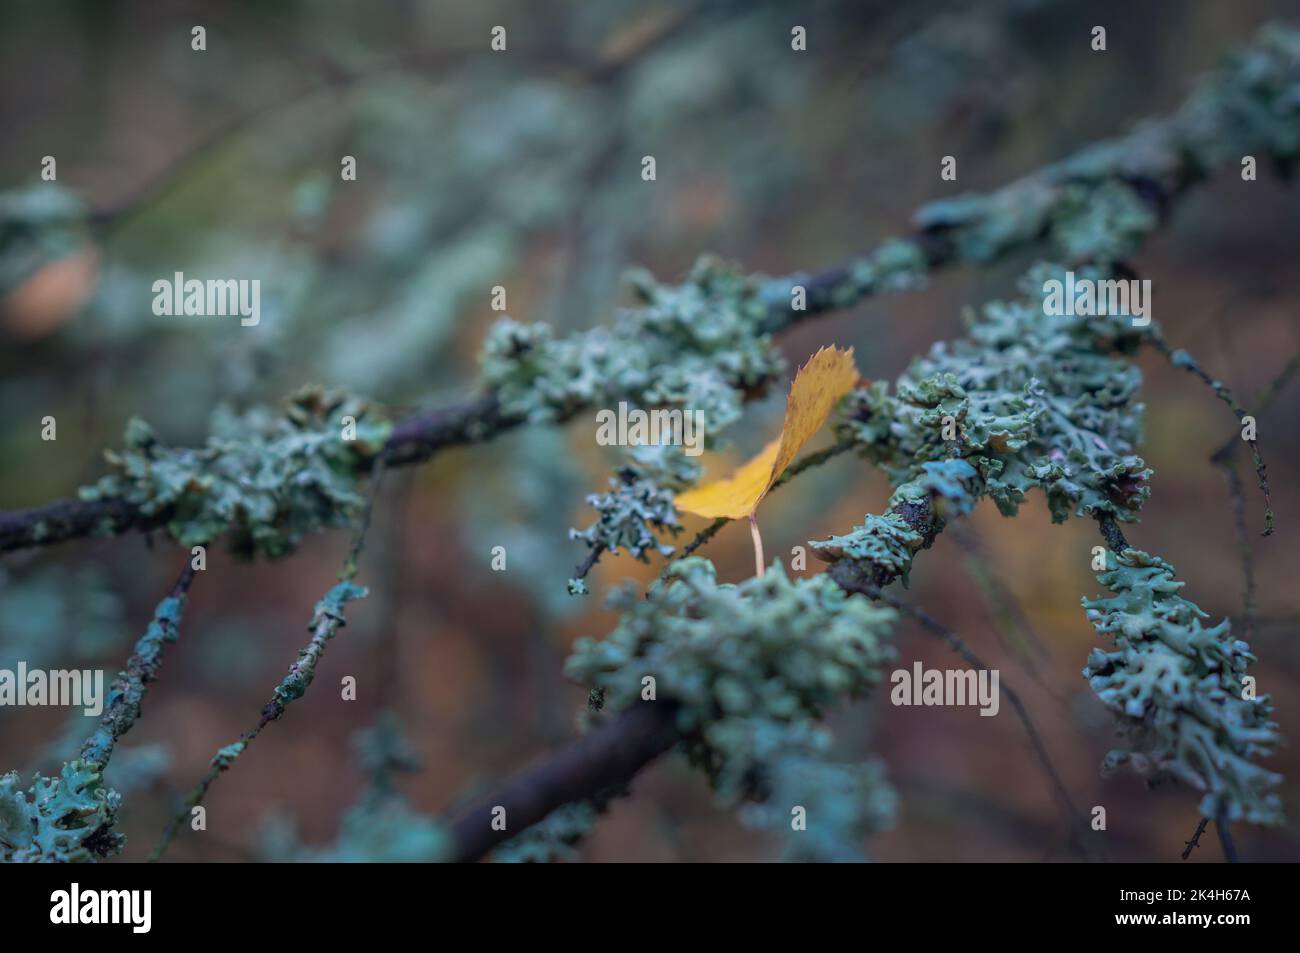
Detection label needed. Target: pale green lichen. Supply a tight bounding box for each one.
[914,25,1300,265]
[272,581,368,709]
[1,581,195,862]
[0,761,123,863]
[493,800,601,864]
[772,238,929,320]
[812,460,980,590]
[79,387,391,558]
[481,256,786,430]
[80,591,187,768]
[0,184,88,299]
[569,443,702,564]
[1051,179,1158,264]
[213,742,246,768]
[837,263,1152,526]
[735,723,896,862]
[565,559,897,859]
[810,513,924,585]
[1082,549,1282,825]
[889,459,980,519]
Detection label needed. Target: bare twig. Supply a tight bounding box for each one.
[571,542,608,586]
[1209,343,1300,640]
[1182,817,1211,860]
[866,588,1095,860]
[1149,336,1274,535]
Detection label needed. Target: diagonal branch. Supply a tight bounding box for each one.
[444,701,680,863]
[8,21,1294,558]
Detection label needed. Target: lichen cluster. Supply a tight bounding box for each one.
[0,184,87,300]
[271,581,368,710]
[567,443,701,569]
[814,259,1284,824]
[1082,549,1282,824]
[914,24,1300,266]
[482,256,787,430]
[493,800,601,863]
[564,558,897,859]
[483,258,795,571]
[735,724,896,862]
[810,512,925,585]
[765,238,929,325]
[1,582,194,863]
[79,387,391,558]
[836,263,1152,528]
[80,590,187,768]
[0,761,123,863]
[4,22,1297,866]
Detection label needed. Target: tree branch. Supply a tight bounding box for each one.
[444,700,680,863]
[9,22,1287,558]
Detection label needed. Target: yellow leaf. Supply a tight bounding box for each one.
[675,345,858,520]
[671,438,780,521]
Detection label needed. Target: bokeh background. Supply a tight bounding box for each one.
[2,0,1298,862]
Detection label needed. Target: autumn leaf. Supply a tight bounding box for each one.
[673,344,858,577]
[676,345,859,521]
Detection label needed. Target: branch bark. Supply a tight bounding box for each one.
[444,701,680,863]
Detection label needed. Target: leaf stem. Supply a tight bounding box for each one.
[749,514,765,578]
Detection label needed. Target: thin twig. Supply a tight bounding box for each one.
[79,558,200,769]
[1182,817,1211,860]
[867,587,1095,860]
[572,542,608,584]
[1149,335,1274,535]
[1209,343,1300,640]
[149,465,387,862]
[1215,805,1239,863]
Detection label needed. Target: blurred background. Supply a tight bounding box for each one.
[1,0,1298,862]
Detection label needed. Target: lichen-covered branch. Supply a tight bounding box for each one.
[150,465,388,861]
[6,23,1299,560]
[79,563,200,769]
[442,242,1290,859]
[1082,548,1281,824]
[149,579,368,861]
[0,561,198,862]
